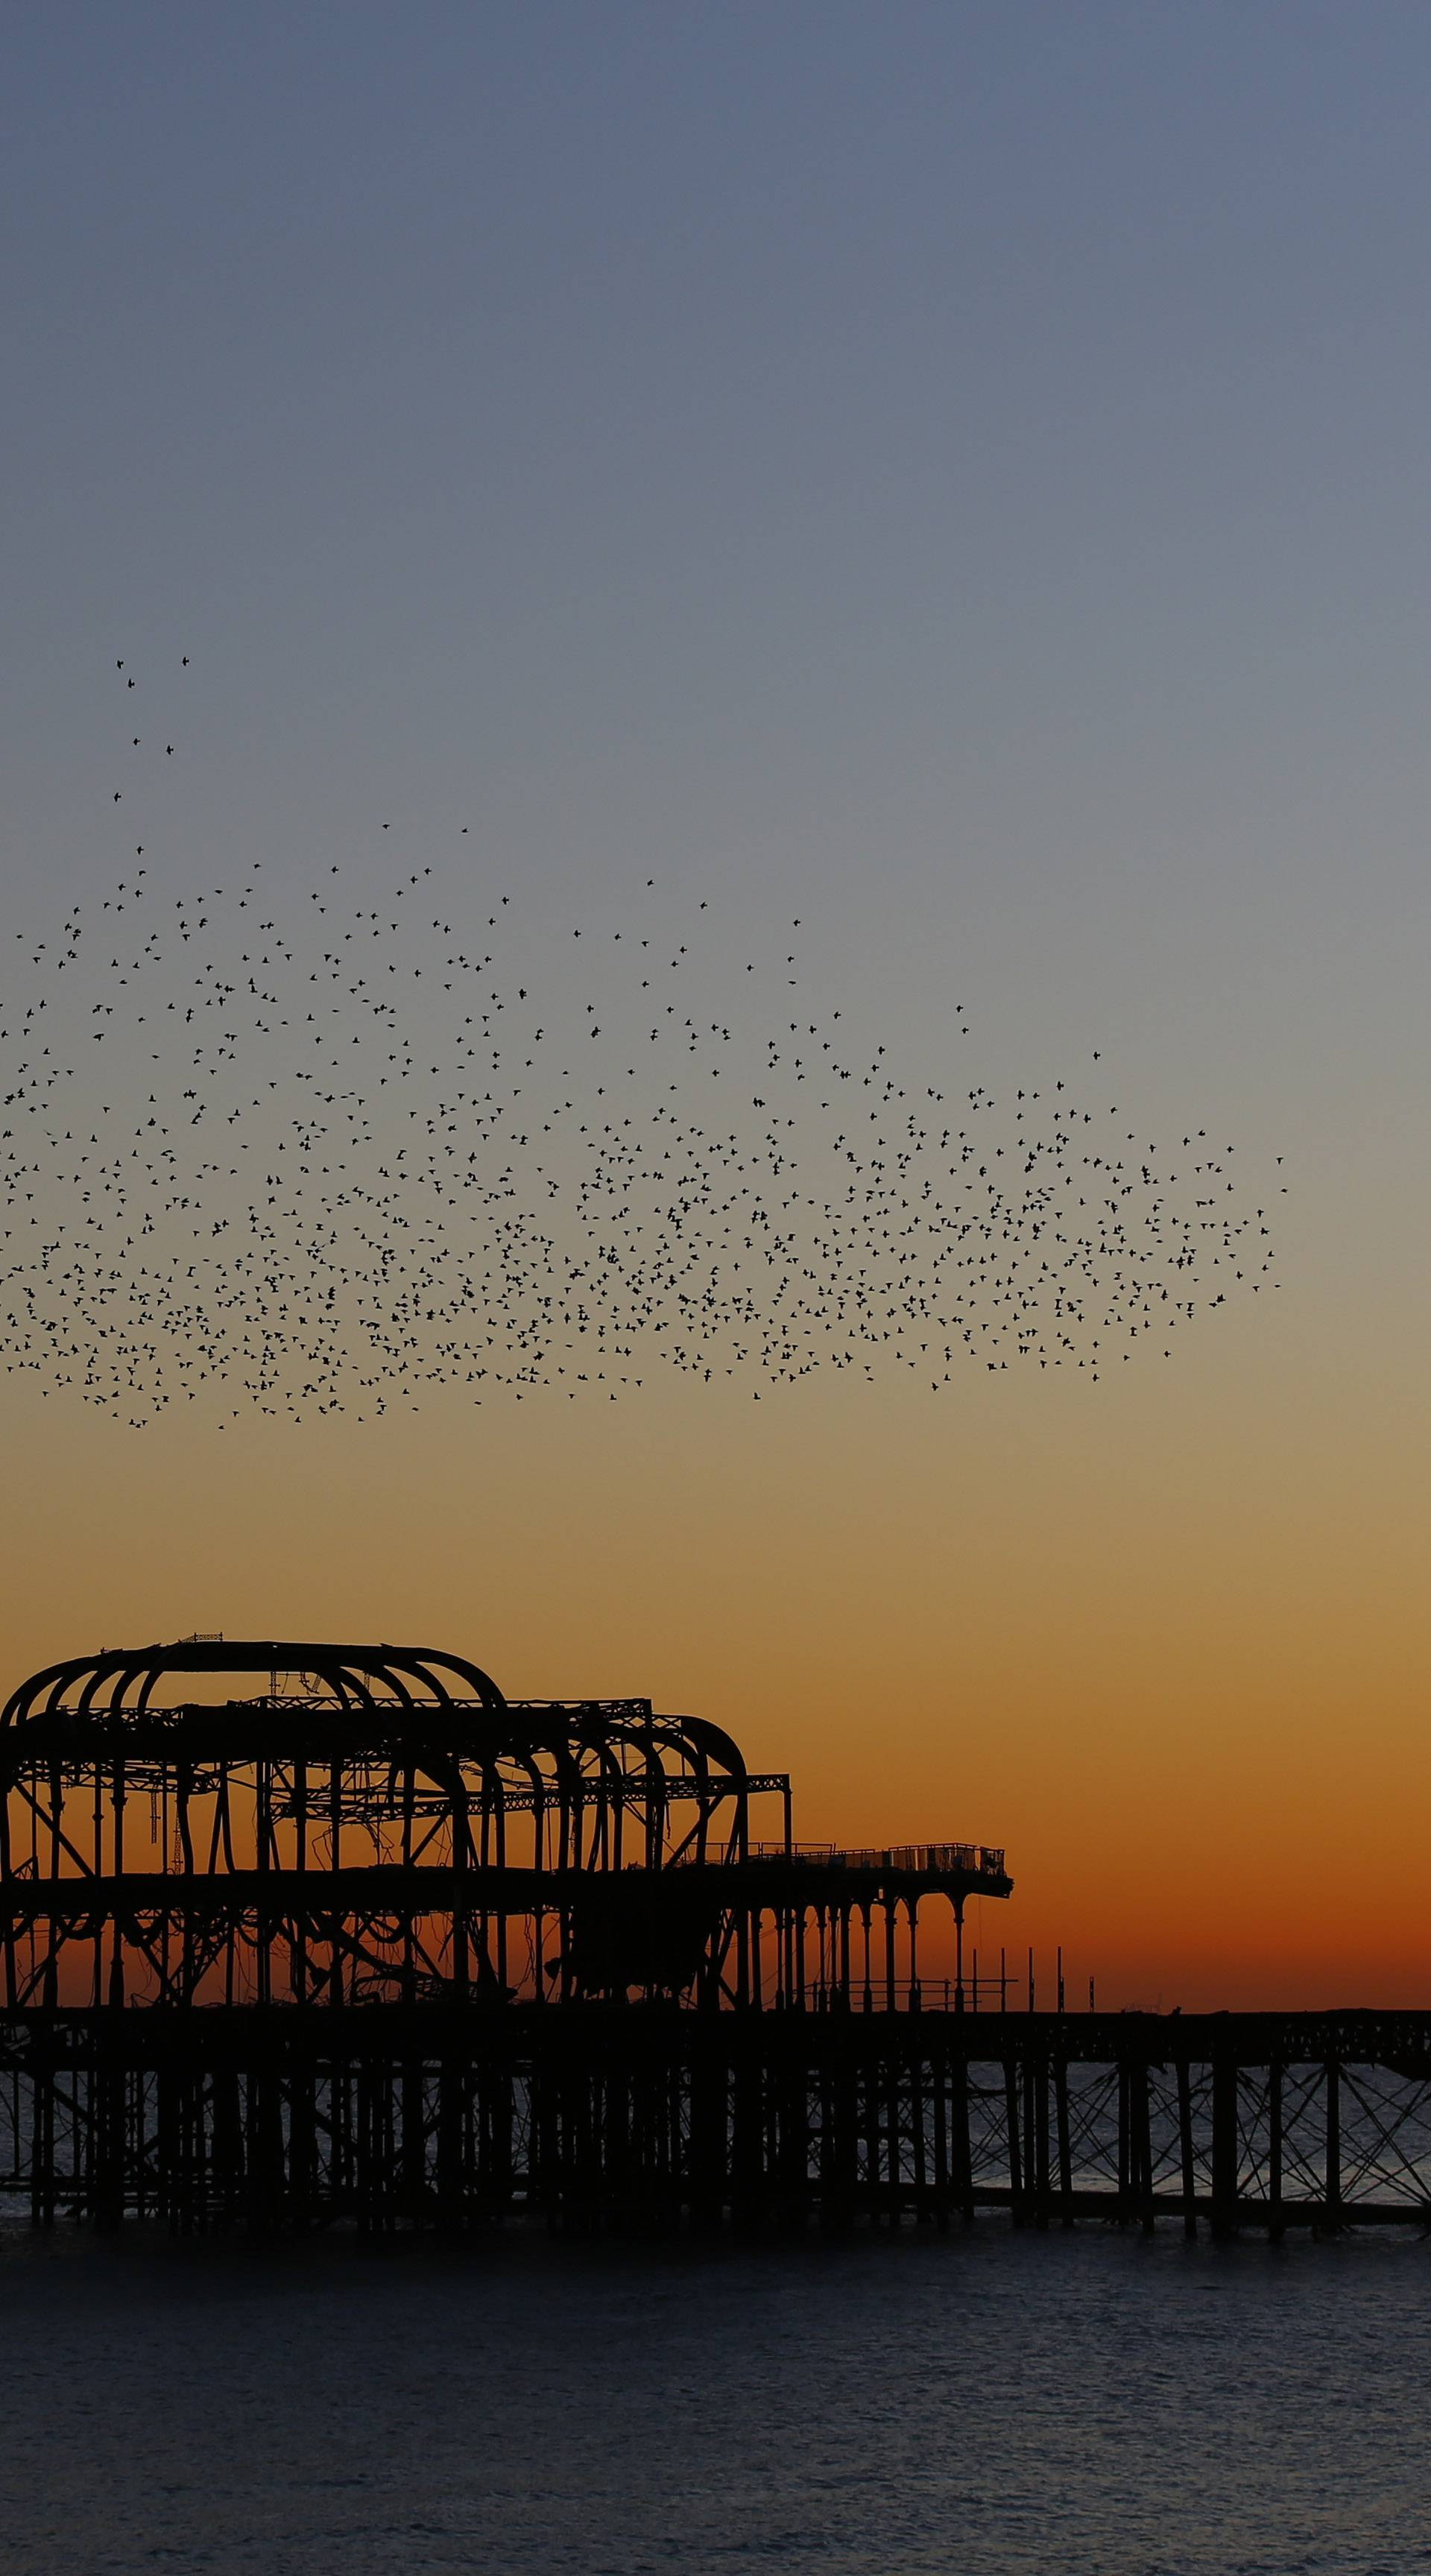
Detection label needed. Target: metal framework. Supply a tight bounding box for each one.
[1,2007,1429,2236]
[0,1637,1007,2026]
[7,1638,1419,2236]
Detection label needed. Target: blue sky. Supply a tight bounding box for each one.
[8,2,1431,1317]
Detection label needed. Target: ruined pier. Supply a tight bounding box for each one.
[4,1641,1426,2235]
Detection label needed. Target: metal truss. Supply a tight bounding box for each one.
[0,2010,1427,2235]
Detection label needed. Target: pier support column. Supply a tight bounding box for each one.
[1210,2044,1239,2239]
[1131,2059,1154,2236]
[1323,2058,1341,2235]
[1054,2045,1073,2226]
[950,2047,973,2223]
[1004,2051,1024,2226]
[1268,2059,1284,2244]
[1176,2056,1197,2239]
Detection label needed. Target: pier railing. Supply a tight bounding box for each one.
[693,1841,1009,1879]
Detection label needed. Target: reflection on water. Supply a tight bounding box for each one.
[1,2222,1426,2574]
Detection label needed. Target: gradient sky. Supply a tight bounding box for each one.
[4,4,1430,2006]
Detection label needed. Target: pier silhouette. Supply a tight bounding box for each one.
[2,1641,1427,2235]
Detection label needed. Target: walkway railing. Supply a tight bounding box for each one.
[721,1841,1008,1878]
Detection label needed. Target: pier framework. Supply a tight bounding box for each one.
[3,2004,1430,2236]
[3,1641,1427,2235]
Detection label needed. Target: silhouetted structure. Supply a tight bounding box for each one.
[0,1638,1007,2012]
[2,1641,1427,2234]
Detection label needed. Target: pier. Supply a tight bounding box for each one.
[3,1641,1427,2235]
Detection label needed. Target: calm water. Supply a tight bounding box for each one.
[1,2224,1426,2575]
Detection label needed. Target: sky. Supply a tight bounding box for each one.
[3,2,1430,2006]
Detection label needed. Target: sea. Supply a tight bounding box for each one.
[1,2223,1426,2575]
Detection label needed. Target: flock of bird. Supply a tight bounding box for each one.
[0,660,1281,1426]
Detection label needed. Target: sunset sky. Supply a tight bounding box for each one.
[4,4,1430,2007]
